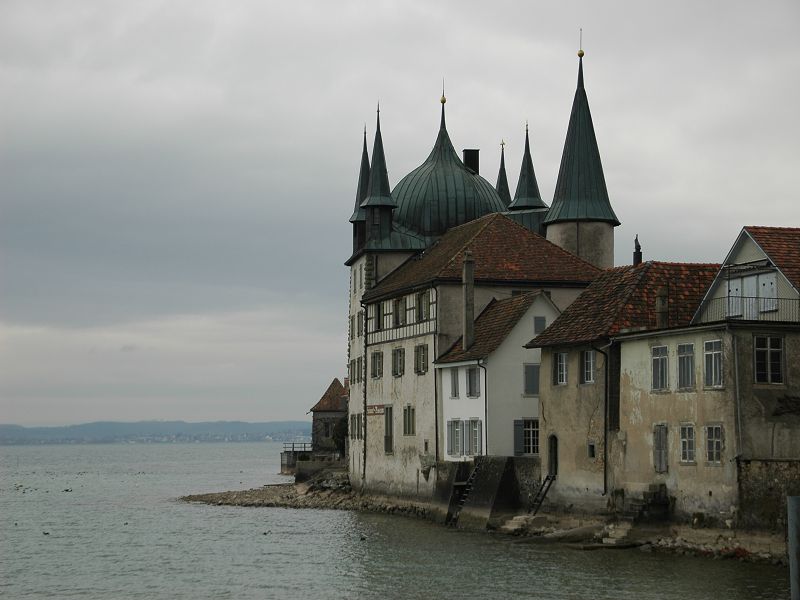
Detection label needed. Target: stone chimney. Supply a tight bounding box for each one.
[462,250,475,350]
[633,235,642,266]
[655,286,668,329]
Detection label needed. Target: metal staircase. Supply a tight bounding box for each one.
[528,474,555,515]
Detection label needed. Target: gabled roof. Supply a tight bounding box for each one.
[528,261,720,347]
[309,378,348,413]
[544,55,620,226]
[745,226,800,291]
[362,212,600,302]
[437,292,547,363]
[508,127,547,210]
[495,144,512,207]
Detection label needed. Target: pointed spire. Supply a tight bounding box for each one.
[495,140,511,207]
[361,105,396,208]
[545,50,620,226]
[440,83,447,130]
[508,123,547,210]
[349,126,371,222]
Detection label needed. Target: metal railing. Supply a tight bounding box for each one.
[695,296,799,324]
[282,442,313,452]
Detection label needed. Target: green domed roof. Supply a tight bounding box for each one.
[392,105,506,241]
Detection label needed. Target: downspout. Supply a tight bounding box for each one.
[479,361,488,455]
[592,340,613,496]
[730,325,743,458]
[434,312,439,462]
[361,301,369,484]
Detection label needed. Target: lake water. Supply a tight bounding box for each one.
[0,442,789,599]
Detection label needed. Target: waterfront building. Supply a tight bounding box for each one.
[529,227,800,528]
[309,378,349,456]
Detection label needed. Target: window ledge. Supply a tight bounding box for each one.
[676,387,696,393]
[705,461,722,467]
[702,386,725,391]
[679,461,697,466]
[650,389,671,394]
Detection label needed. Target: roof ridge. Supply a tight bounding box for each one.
[605,263,651,336]
[745,225,800,231]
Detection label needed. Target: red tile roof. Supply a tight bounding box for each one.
[362,213,600,301]
[309,378,348,413]
[745,226,800,291]
[528,261,720,347]
[437,292,543,363]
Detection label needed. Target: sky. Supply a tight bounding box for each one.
[1,0,799,426]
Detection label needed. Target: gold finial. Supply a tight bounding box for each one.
[525,120,529,132]
[578,28,584,57]
[441,78,446,104]
[500,139,506,149]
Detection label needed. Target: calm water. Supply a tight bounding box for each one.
[0,442,789,599]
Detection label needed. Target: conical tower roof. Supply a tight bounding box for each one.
[508,125,547,210]
[545,54,620,226]
[495,142,511,207]
[392,96,506,241]
[349,128,370,222]
[360,107,397,209]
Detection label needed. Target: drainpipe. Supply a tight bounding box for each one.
[592,340,613,496]
[730,325,743,458]
[479,361,488,455]
[434,312,439,462]
[361,301,369,485]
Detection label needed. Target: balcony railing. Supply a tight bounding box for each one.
[695,296,800,324]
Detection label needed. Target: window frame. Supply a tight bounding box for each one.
[580,350,595,384]
[402,405,415,436]
[677,343,695,390]
[754,335,784,384]
[523,363,540,396]
[522,418,539,455]
[416,290,430,322]
[552,352,567,386]
[703,339,723,388]
[370,351,383,379]
[414,344,429,375]
[651,345,668,391]
[450,369,459,398]
[705,424,723,464]
[392,347,405,377]
[466,366,481,398]
[679,423,696,464]
[384,405,393,454]
[392,297,406,328]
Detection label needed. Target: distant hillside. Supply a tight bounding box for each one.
[0,420,311,445]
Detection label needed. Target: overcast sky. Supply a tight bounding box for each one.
[2,0,798,426]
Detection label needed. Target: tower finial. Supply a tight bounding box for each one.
[578,28,584,57]
[440,78,446,104]
[500,139,505,150]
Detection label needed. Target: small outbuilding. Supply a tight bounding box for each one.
[309,378,349,456]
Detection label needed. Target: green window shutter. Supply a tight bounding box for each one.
[513,420,524,456]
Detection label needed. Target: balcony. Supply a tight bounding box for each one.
[695,296,800,324]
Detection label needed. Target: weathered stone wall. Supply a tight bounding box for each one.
[738,459,800,530]
[511,456,542,508]
[312,412,345,452]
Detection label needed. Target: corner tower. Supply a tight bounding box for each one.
[349,127,370,254]
[545,50,620,269]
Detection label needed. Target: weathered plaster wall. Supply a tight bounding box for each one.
[312,412,345,452]
[546,221,615,270]
[617,329,738,521]
[539,347,607,511]
[738,459,800,530]
[440,364,486,461]
[348,255,367,485]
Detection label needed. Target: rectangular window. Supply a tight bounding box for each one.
[450,369,459,398]
[466,366,480,397]
[524,364,540,395]
[588,442,596,459]
[356,413,363,440]
[392,348,405,377]
[677,343,695,390]
[534,316,547,335]
[651,346,668,391]
[653,423,668,473]
[416,290,430,322]
[355,356,362,383]
[384,406,393,453]
[357,311,364,337]
[680,424,695,463]
[552,352,567,385]
[349,360,355,383]
[349,315,355,340]
[706,425,723,463]
[403,405,415,436]
[755,336,784,384]
[374,303,383,332]
[704,340,723,388]
[370,351,383,379]
[447,420,463,456]
[523,419,539,455]
[392,297,406,327]
[581,350,595,384]
[414,344,429,375]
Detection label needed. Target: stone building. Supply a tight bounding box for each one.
[309,378,348,455]
[344,53,618,499]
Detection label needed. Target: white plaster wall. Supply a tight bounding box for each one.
[484,297,560,456]
[347,255,367,481]
[440,364,486,462]
[546,221,615,269]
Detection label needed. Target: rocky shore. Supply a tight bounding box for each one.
[181,471,788,566]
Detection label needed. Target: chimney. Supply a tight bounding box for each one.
[655,286,668,329]
[462,149,480,174]
[633,235,642,266]
[462,250,475,350]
